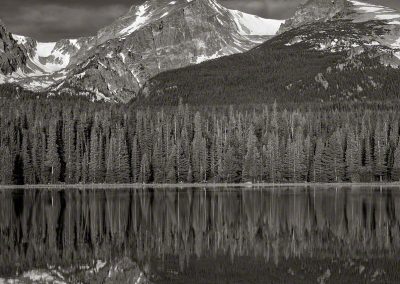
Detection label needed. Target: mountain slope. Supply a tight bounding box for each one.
[138,0,400,105]
[0,0,284,102]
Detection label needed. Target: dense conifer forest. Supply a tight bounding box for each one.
[2,84,400,185]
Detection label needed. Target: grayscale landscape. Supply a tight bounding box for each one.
[1,0,400,282]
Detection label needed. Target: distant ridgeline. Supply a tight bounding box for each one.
[2,94,400,184]
[0,188,399,276]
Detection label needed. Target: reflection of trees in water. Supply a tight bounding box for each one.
[0,187,399,274]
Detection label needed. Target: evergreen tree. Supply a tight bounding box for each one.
[139,152,150,183]
[345,130,362,182]
[177,128,190,182]
[97,132,106,183]
[291,129,307,182]
[312,138,324,182]
[166,142,177,183]
[192,112,206,182]
[131,136,140,183]
[322,130,345,182]
[374,120,388,181]
[361,119,373,181]
[21,131,35,184]
[63,111,75,183]
[224,146,240,182]
[0,145,13,184]
[105,136,116,183]
[89,123,99,183]
[242,125,262,182]
[45,120,61,183]
[116,127,130,183]
[152,137,165,183]
[75,119,86,184]
[31,121,44,184]
[266,132,280,183]
[392,142,400,181]
[81,152,89,183]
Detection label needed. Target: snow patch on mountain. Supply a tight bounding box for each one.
[195,51,220,64]
[350,1,387,13]
[31,48,71,73]
[1,34,78,89]
[36,42,56,57]
[349,0,400,21]
[392,37,400,49]
[69,39,80,49]
[376,14,400,20]
[119,3,152,36]
[12,34,27,45]
[345,0,400,62]
[230,10,284,36]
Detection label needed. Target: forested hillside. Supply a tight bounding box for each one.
[138,20,400,105]
[2,90,400,184]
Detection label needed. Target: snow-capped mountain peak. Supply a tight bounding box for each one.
[102,0,283,39]
[230,10,283,36]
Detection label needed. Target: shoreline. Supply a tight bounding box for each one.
[1,182,400,190]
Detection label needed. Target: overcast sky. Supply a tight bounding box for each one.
[0,0,399,41]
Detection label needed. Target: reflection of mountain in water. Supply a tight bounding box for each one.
[0,187,399,277]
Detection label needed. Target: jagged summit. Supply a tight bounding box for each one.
[0,20,28,78]
[101,0,282,39]
[95,0,191,43]
[280,0,400,33]
[279,0,348,33]
[277,0,400,60]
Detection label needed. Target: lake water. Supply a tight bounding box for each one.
[1,186,400,283]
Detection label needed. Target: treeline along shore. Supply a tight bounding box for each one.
[2,89,400,185]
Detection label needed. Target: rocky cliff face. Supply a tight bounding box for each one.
[279,0,348,33]
[0,0,284,102]
[0,21,27,76]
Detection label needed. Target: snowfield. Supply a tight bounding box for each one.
[119,3,152,36]
[230,10,284,36]
[348,0,400,59]
[349,0,400,21]
[12,34,27,45]
[36,42,57,57]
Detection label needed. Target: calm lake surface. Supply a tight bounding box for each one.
[1,186,400,283]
